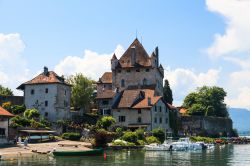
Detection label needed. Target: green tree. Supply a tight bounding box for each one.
[0,85,13,96]
[183,86,228,117]
[67,73,95,110]
[24,109,40,119]
[97,116,116,130]
[163,79,173,104]
[152,128,165,143]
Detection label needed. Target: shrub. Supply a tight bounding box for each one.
[146,136,160,144]
[24,109,40,119]
[127,142,135,146]
[62,132,81,141]
[10,115,30,128]
[122,131,138,143]
[135,128,145,140]
[93,129,116,147]
[137,139,146,145]
[30,119,46,129]
[97,116,116,130]
[115,127,123,137]
[112,139,127,146]
[190,136,214,143]
[152,128,165,143]
[11,105,26,115]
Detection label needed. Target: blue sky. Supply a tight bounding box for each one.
[0,0,250,109]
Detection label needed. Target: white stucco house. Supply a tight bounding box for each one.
[0,106,14,144]
[17,67,71,123]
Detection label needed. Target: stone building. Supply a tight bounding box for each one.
[0,106,14,144]
[97,39,170,131]
[17,67,71,123]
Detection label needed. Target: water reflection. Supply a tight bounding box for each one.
[2,145,250,166]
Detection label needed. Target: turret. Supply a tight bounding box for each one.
[111,54,118,70]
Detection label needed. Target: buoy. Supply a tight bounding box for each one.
[104,152,107,160]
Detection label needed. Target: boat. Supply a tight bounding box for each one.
[145,140,171,151]
[52,148,104,156]
[170,138,203,151]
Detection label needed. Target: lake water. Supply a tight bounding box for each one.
[1,144,250,166]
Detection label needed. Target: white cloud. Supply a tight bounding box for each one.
[54,45,125,80]
[164,68,220,105]
[0,33,29,95]
[206,0,250,57]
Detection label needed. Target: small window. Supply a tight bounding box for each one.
[155,106,157,112]
[64,101,68,107]
[126,69,131,73]
[154,117,157,123]
[119,116,126,122]
[64,90,67,96]
[136,69,140,72]
[138,109,141,114]
[45,101,48,107]
[165,118,168,124]
[143,78,147,85]
[146,69,150,72]
[165,109,168,113]
[45,112,48,117]
[138,117,142,123]
[31,89,34,95]
[159,117,162,124]
[121,79,125,87]
[45,88,48,93]
[118,70,121,73]
[159,106,162,112]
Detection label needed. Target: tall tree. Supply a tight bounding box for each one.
[183,86,228,117]
[67,73,95,110]
[0,85,13,96]
[163,79,173,104]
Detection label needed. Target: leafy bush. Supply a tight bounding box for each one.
[137,140,146,145]
[112,139,127,146]
[115,127,123,137]
[62,132,81,141]
[11,105,26,115]
[122,131,138,143]
[127,142,135,146]
[97,116,116,130]
[10,115,30,128]
[24,109,40,119]
[152,128,165,143]
[146,136,160,144]
[135,128,145,140]
[30,119,46,129]
[190,136,214,143]
[93,129,116,147]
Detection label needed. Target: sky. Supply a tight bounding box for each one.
[0,0,250,109]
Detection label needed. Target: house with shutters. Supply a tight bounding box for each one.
[96,38,170,131]
[0,106,14,144]
[17,67,71,123]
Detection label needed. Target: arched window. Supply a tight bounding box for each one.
[143,78,147,85]
[121,79,125,87]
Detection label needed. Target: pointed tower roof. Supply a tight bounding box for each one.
[118,38,151,68]
[111,53,117,60]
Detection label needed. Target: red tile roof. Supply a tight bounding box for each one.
[118,38,152,68]
[17,71,70,90]
[116,89,162,109]
[97,72,112,84]
[0,106,14,117]
[96,90,115,99]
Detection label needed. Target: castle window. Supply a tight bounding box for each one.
[155,106,157,112]
[102,100,109,105]
[118,70,121,73]
[143,78,147,85]
[165,118,168,124]
[146,69,150,72]
[45,88,48,93]
[45,112,48,117]
[31,89,34,95]
[138,109,141,114]
[65,90,67,96]
[121,79,125,87]
[45,101,48,107]
[159,117,162,124]
[138,117,142,123]
[159,106,162,112]
[136,69,140,72]
[119,116,126,122]
[154,117,157,123]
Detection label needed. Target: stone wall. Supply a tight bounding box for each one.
[180,116,233,137]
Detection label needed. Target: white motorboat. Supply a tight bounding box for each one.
[145,140,171,151]
[170,138,203,151]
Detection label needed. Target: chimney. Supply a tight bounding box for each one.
[43,66,49,75]
[148,97,152,106]
[131,46,136,66]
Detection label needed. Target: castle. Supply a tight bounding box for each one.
[96,39,170,131]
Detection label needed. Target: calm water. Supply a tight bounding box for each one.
[1,144,250,166]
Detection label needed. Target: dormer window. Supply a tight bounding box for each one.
[31,89,34,95]
[121,79,125,87]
